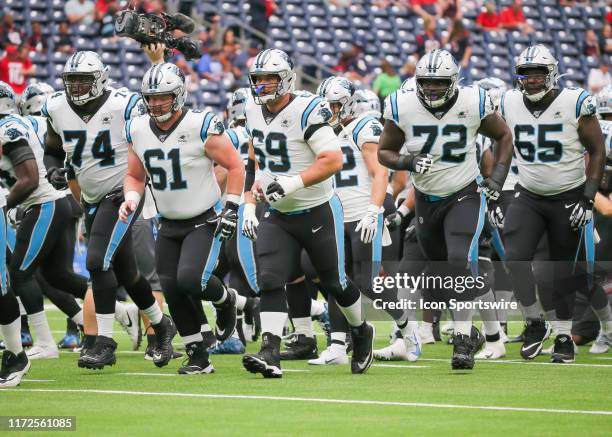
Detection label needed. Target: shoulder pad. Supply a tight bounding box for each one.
[199,111,225,143]
[301,96,332,130]
[0,116,30,144]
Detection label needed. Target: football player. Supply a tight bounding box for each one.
[378,49,514,370]
[120,62,242,374]
[240,49,375,378]
[0,81,90,361]
[501,45,605,363]
[42,51,175,369]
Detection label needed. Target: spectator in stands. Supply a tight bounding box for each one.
[333,38,369,83]
[499,0,533,35]
[0,44,35,95]
[438,0,462,19]
[95,0,116,20]
[588,59,611,94]
[245,40,263,70]
[27,21,47,54]
[65,0,96,26]
[220,41,242,82]
[249,0,277,46]
[373,60,401,107]
[584,29,601,58]
[445,18,472,68]
[476,2,501,32]
[601,22,612,56]
[414,16,442,59]
[197,47,224,81]
[54,21,75,55]
[0,11,25,50]
[412,0,438,20]
[400,57,417,82]
[99,2,119,37]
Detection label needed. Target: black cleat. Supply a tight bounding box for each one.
[178,342,214,374]
[243,297,261,341]
[202,331,216,349]
[451,333,475,370]
[520,318,551,360]
[242,333,282,378]
[0,350,30,387]
[152,315,177,368]
[551,334,575,363]
[214,288,237,342]
[78,336,117,370]
[471,325,485,354]
[350,322,375,374]
[280,334,318,360]
[77,335,96,357]
[433,320,442,342]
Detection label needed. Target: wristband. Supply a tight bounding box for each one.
[397,204,411,217]
[287,174,305,192]
[397,154,414,171]
[125,191,142,205]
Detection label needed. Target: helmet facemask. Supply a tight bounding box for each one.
[416,77,456,108]
[249,71,293,105]
[143,92,179,123]
[63,72,100,106]
[516,65,555,102]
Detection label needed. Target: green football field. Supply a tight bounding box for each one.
[2,307,612,436]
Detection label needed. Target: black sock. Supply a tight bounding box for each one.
[486,332,501,343]
[66,318,78,333]
[21,315,30,334]
[147,334,156,347]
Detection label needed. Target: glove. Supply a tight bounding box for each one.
[478,177,502,201]
[399,153,433,174]
[241,203,259,241]
[265,174,304,203]
[355,205,380,244]
[385,204,410,231]
[569,198,593,230]
[7,207,24,228]
[487,199,505,229]
[207,201,239,241]
[46,167,68,190]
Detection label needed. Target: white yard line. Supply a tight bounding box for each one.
[3,388,611,416]
[372,364,430,369]
[418,358,612,368]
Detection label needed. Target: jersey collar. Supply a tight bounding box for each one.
[521,88,562,119]
[421,91,459,120]
[67,90,111,124]
[261,94,296,125]
[148,109,189,143]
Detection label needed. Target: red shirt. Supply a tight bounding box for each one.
[500,7,526,27]
[607,11,612,23]
[0,56,33,94]
[411,0,437,5]
[476,11,500,29]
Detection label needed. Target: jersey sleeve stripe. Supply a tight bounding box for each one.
[301,96,323,130]
[124,94,141,121]
[576,90,590,119]
[352,116,374,147]
[0,116,30,132]
[226,128,239,149]
[500,93,506,117]
[478,87,486,119]
[390,92,399,123]
[41,101,49,118]
[125,119,133,143]
[200,112,215,143]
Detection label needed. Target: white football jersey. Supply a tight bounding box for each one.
[128,109,224,220]
[245,94,339,212]
[0,115,63,209]
[501,88,594,196]
[600,119,612,155]
[42,88,144,204]
[476,133,520,192]
[226,125,250,164]
[384,86,494,197]
[335,114,383,222]
[25,115,47,146]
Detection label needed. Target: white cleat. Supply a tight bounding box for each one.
[417,325,435,345]
[374,335,421,362]
[308,346,348,365]
[589,331,612,354]
[26,343,59,360]
[441,321,454,336]
[499,329,510,344]
[0,351,31,388]
[116,303,142,351]
[475,340,506,359]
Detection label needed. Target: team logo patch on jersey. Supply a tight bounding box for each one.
[101,114,113,125]
[178,133,189,142]
[281,118,290,128]
[318,107,332,122]
[532,110,542,118]
[370,123,382,136]
[457,110,467,119]
[158,134,168,142]
[5,127,21,141]
[553,111,562,119]
[81,114,92,123]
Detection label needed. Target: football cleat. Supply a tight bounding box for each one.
[280,334,317,360]
[589,331,612,354]
[551,334,575,363]
[21,331,33,348]
[178,342,214,374]
[214,288,237,342]
[144,343,183,360]
[26,343,59,360]
[350,322,375,374]
[152,314,177,368]
[499,329,510,344]
[202,330,216,349]
[308,344,348,365]
[242,297,261,342]
[471,325,485,354]
[58,332,81,350]
[441,321,455,336]
[77,335,96,357]
[208,336,245,354]
[78,336,117,369]
[117,303,142,351]
[313,303,332,347]
[451,333,476,370]
[418,324,436,345]
[374,333,421,362]
[242,333,282,378]
[475,340,506,359]
[520,318,551,360]
[0,350,30,388]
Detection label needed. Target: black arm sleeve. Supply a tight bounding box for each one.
[244,158,255,192]
[4,139,36,167]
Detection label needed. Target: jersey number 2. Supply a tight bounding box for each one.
[413,125,467,163]
[144,148,187,191]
